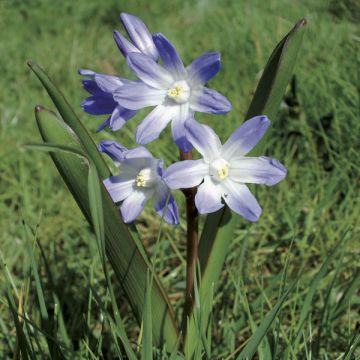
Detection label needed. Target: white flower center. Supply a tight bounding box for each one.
[167,80,190,104]
[209,158,230,182]
[135,167,158,188]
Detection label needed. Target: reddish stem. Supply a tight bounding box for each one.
[179,150,199,337]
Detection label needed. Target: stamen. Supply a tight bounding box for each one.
[218,164,229,179]
[167,86,183,98]
[167,80,190,104]
[135,173,146,187]
[135,168,157,188]
[210,158,230,182]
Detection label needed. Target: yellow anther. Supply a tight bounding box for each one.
[167,86,183,98]
[167,80,190,104]
[218,164,229,179]
[135,168,158,188]
[210,159,230,181]
[135,173,146,187]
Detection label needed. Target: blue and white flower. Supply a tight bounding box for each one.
[114,33,232,152]
[79,69,137,132]
[79,13,157,132]
[114,13,159,61]
[163,116,287,221]
[99,140,179,224]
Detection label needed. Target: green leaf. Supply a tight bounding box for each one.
[87,160,106,268]
[185,19,306,354]
[247,19,307,122]
[342,327,360,360]
[289,232,348,351]
[236,279,298,360]
[141,275,153,360]
[6,289,33,360]
[27,61,109,180]
[33,107,179,349]
[331,268,360,322]
[91,285,137,360]
[22,222,63,359]
[27,62,143,258]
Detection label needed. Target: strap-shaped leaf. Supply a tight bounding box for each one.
[34,107,178,349]
[247,19,307,121]
[27,61,109,179]
[185,19,306,354]
[27,61,144,245]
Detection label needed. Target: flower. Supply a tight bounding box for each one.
[114,33,232,152]
[79,69,137,132]
[79,13,157,132]
[99,140,179,224]
[163,116,287,221]
[114,13,159,61]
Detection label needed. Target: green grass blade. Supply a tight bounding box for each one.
[331,269,360,322]
[90,285,137,360]
[22,222,64,359]
[314,251,345,356]
[6,290,33,360]
[236,279,298,360]
[33,106,179,349]
[185,19,306,354]
[291,234,348,348]
[168,336,182,360]
[342,327,360,360]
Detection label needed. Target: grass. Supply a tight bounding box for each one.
[0,0,359,358]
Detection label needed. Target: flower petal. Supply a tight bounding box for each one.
[187,52,221,86]
[120,13,159,61]
[94,73,126,93]
[171,103,193,152]
[153,181,179,225]
[190,87,232,114]
[221,180,262,221]
[152,33,186,79]
[126,52,173,89]
[229,156,287,186]
[163,159,208,189]
[136,104,177,144]
[109,106,137,131]
[123,146,154,160]
[96,117,111,132]
[114,81,166,110]
[78,69,95,77]
[120,189,153,223]
[184,120,222,162]
[79,69,125,93]
[98,140,128,161]
[82,79,102,95]
[80,94,117,115]
[222,115,270,159]
[99,141,155,175]
[114,30,140,57]
[103,175,135,203]
[195,176,224,214]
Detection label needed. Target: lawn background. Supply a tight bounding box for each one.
[0,0,359,358]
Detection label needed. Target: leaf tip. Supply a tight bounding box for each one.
[35,105,44,113]
[27,59,34,68]
[297,18,307,28]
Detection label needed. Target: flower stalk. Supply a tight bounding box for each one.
[179,150,199,336]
